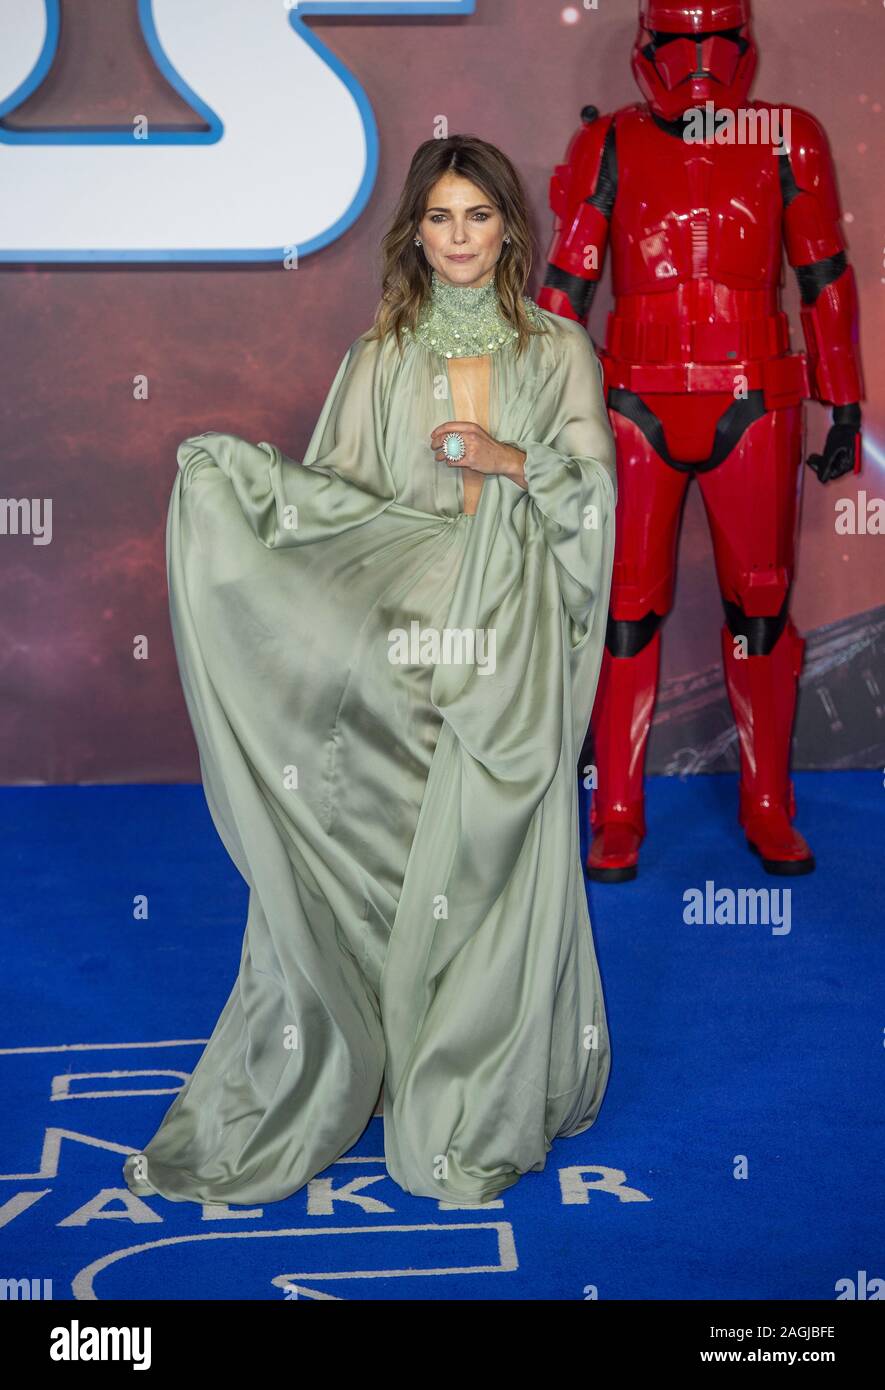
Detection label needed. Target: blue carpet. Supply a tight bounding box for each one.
[0,772,881,1301]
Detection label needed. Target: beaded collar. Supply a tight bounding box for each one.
[407,267,546,358]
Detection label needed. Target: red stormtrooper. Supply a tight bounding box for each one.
[538,0,864,879]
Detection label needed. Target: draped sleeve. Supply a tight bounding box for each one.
[515,317,617,651]
[175,333,397,548]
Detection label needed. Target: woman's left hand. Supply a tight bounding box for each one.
[430,421,527,489]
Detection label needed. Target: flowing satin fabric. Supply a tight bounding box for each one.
[123,310,617,1206]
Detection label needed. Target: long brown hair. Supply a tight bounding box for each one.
[364,134,549,357]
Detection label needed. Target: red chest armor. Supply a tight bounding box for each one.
[600,105,806,400]
[539,95,862,406]
[612,107,783,297]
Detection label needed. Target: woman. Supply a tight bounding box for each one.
[123,135,617,1208]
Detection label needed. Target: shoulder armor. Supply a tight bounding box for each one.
[550,110,617,218]
[779,105,840,222]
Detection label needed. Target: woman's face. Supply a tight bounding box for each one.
[417,172,507,289]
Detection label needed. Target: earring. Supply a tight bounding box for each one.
[414,237,422,246]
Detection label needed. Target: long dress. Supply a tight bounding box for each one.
[123,306,617,1206]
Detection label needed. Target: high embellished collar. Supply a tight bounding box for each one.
[408,267,544,358]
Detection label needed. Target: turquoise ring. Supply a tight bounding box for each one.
[442,431,467,462]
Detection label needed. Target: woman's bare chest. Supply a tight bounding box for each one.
[446,355,491,516]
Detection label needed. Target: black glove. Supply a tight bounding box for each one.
[806,404,861,483]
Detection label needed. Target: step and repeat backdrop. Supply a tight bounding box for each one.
[0,0,882,782]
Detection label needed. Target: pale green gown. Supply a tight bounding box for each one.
[123,302,617,1206]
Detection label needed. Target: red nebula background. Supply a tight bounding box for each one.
[0,0,882,783]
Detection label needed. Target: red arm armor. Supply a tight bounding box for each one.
[537,108,616,325]
[781,106,865,407]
